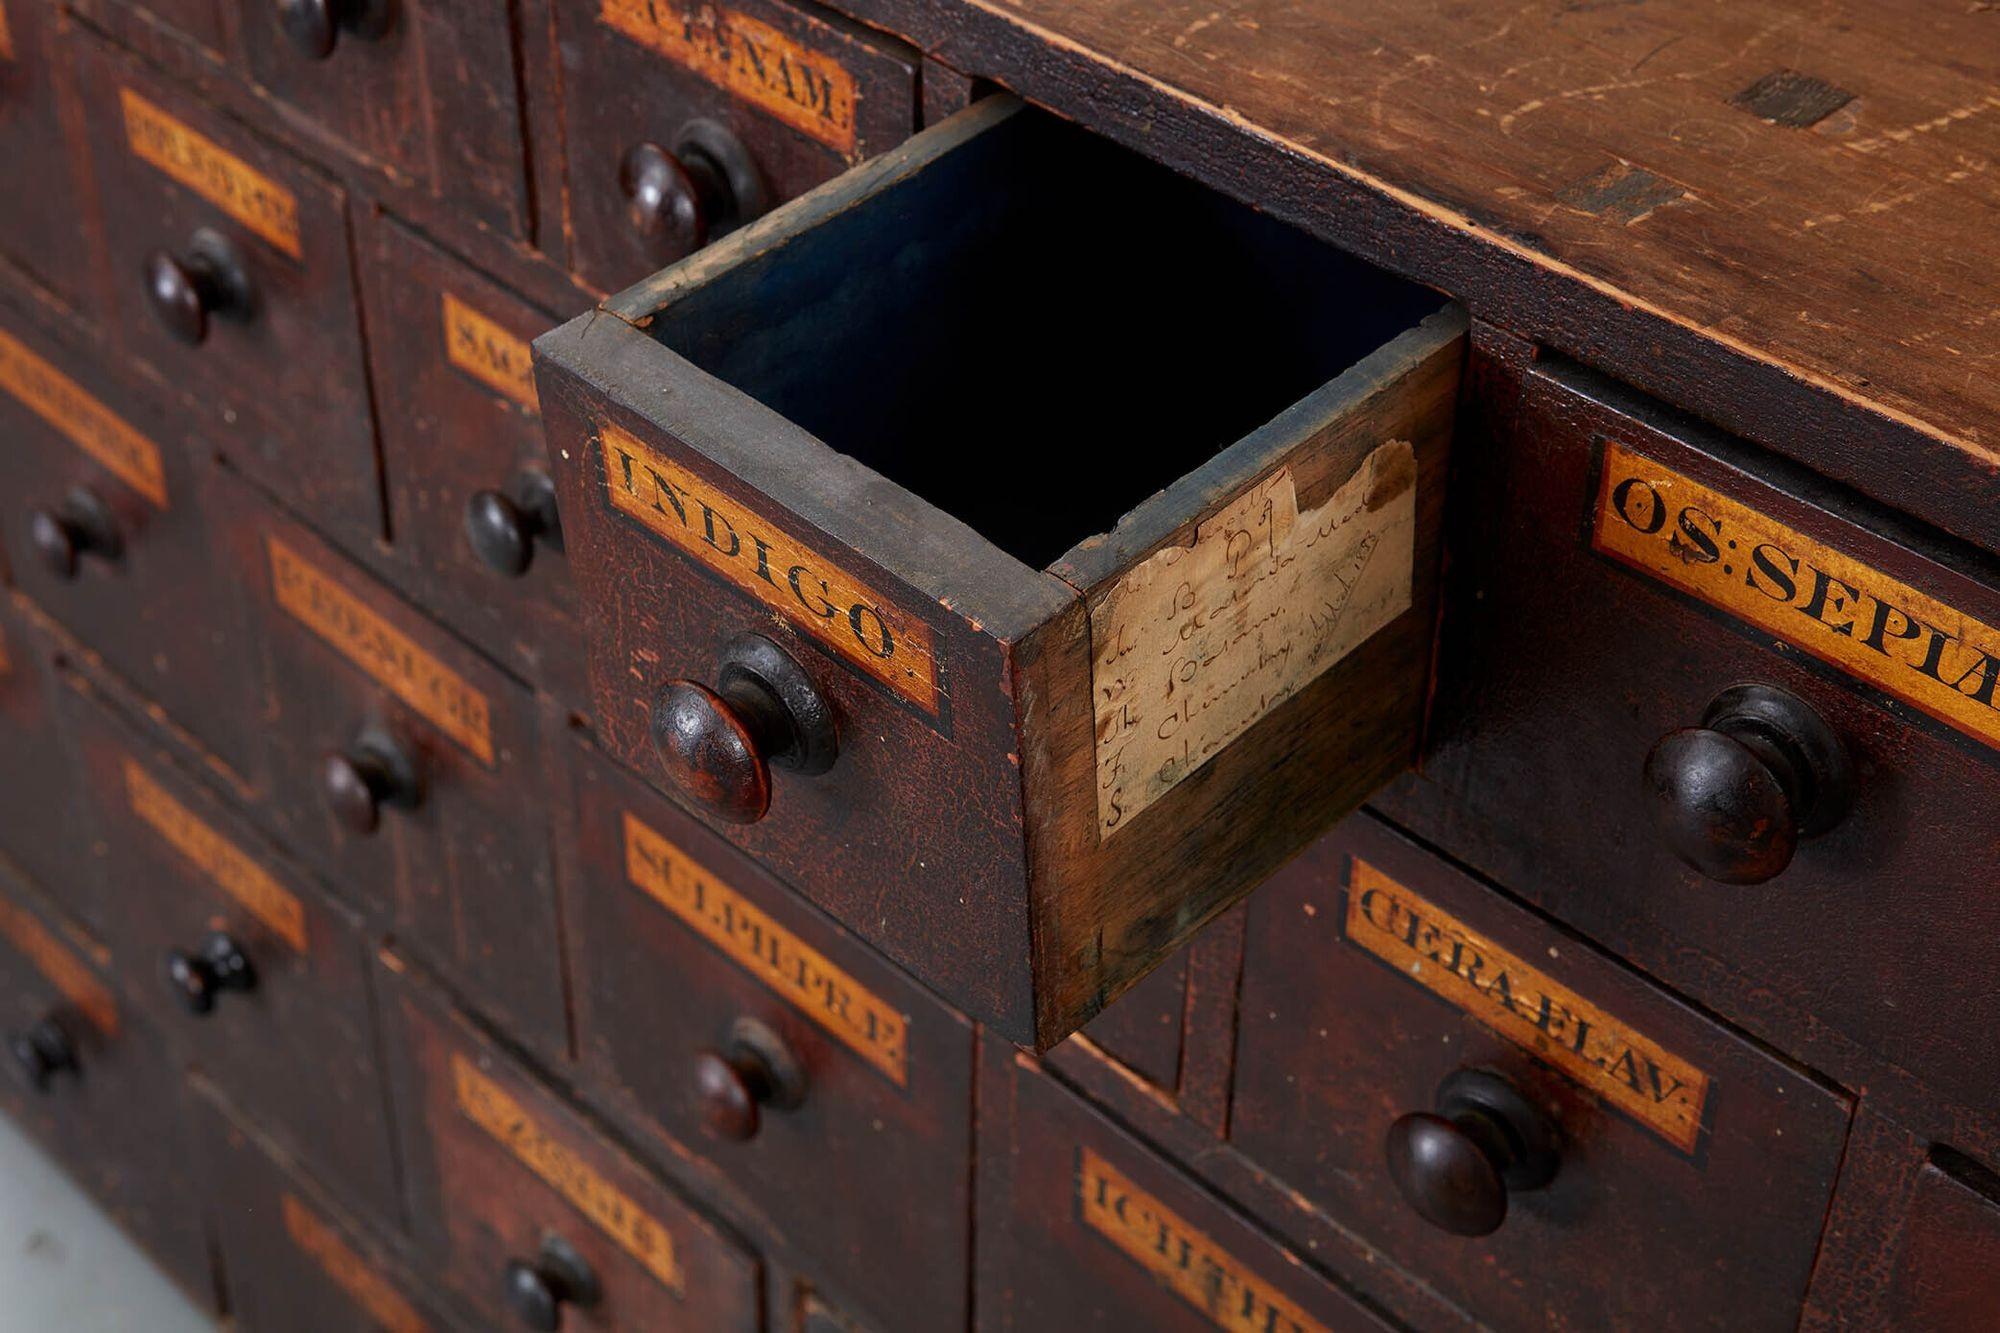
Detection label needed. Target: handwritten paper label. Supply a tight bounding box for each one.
[1345,859,1710,1152]
[1091,440,1416,838]
[599,0,860,156]
[1595,442,2000,756]
[442,292,539,413]
[268,536,496,766]
[125,757,307,953]
[453,1054,685,1294]
[1079,1147,1330,1333]
[281,1195,428,1333]
[121,88,300,259]
[0,328,168,508]
[0,895,117,1038]
[624,811,908,1086]
[600,423,941,714]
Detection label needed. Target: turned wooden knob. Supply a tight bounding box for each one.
[502,1236,599,1331]
[1642,683,1852,885]
[694,1017,807,1142]
[8,1017,77,1093]
[164,932,256,1016]
[650,634,836,825]
[619,121,766,263]
[322,728,423,835]
[143,231,253,346]
[465,470,562,577]
[28,487,122,579]
[275,0,394,58]
[1385,1068,1559,1237]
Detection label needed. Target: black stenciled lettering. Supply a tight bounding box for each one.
[1862,596,1924,656]
[699,501,739,555]
[1669,505,1723,565]
[1611,475,1667,535]
[1799,566,1861,636]
[849,604,895,659]
[787,565,837,619]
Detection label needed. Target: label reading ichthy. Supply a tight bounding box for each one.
[1594,442,2000,756]
[1091,440,1417,839]
[0,896,118,1038]
[452,1054,685,1294]
[0,329,168,508]
[125,757,307,953]
[1345,860,1710,1153]
[1079,1147,1330,1333]
[268,536,496,766]
[598,0,860,156]
[441,292,538,414]
[623,811,909,1086]
[281,1195,428,1333]
[121,88,301,259]
[600,424,941,714]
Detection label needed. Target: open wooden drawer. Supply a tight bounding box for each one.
[535,96,1464,1048]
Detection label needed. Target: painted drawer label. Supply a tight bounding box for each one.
[1594,442,2000,755]
[1079,1147,1330,1333]
[121,88,301,259]
[624,811,909,1086]
[125,756,308,953]
[0,895,117,1038]
[1345,859,1709,1153]
[0,2,14,62]
[268,536,496,766]
[0,328,168,508]
[452,1053,686,1293]
[1091,439,1416,839]
[598,0,860,156]
[442,292,539,413]
[281,1194,427,1333]
[599,423,941,715]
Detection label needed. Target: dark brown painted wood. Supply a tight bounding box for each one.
[0,594,98,901]
[90,0,232,54]
[1076,942,1184,1094]
[0,0,98,311]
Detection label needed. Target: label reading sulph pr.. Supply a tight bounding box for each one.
[121,88,300,259]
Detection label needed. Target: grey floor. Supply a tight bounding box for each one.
[0,1112,213,1332]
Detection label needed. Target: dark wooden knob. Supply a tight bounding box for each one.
[322,728,423,835]
[164,932,256,1016]
[619,121,766,263]
[465,470,562,578]
[651,634,837,825]
[1386,1068,1559,1238]
[1643,683,1852,885]
[8,1018,78,1093]
[694,1017,807,1142]
[143,231,253,346]
[502,1236,599,1331]
[28,487,122,579]
[276,0,393,58]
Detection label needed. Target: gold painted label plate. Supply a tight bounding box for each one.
[0,895,118,1038]
[598,0,861,156]
[452,1053,685,1294]
[268,536,496,766]
[1594,442,2000,755]
[599,424,941,714]
[0,3,15,62]
[281,1194,428,1333]
[1090,439,1417,839]
[442,292,539,413]
[126,757,308,953]
[624,811,909,1086]
[122,88,301,259]
[1078,1146,1331,1333]
[1345,859,1710,1153]
[0,328,168,508]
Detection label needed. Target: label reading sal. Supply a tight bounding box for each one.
[0,329,168,508]
[441,292,538,413]
[0,895,118,1038]
[624,811,909,1086]
[1345,859,1710,1153]
[600,423,941,714]
[268,536,496,766]
[121,88,300,259]
[1079,1147,1330,1333]
[452,1054,685,1294]
[125,757,308,953]
[598,0,860,156]
[281,1195,428,1333]
[1092,440,1417,839]
[1595,442,2000,755]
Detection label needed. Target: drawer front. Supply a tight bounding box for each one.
[71,31,381,541]
[1078,943,1187,1093]
[64,668,403,1228]
[1394,346,2000,1114]
[0,593,92,899]
[552,0,918,293]
[383,953,765,1332]
[235,0,529,237]
[0,866,216,1311]
[0,293,260,779]
[563,735,973,1332]
[83,0,230,53]
[195,1077,461,1333]
[1881,1159,2000,1331]
[978,1045,1391,1333]
[359,210,587,708]
[0,0,94,307]
[1230,813,1851,1330]
[211,469,568,1057]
